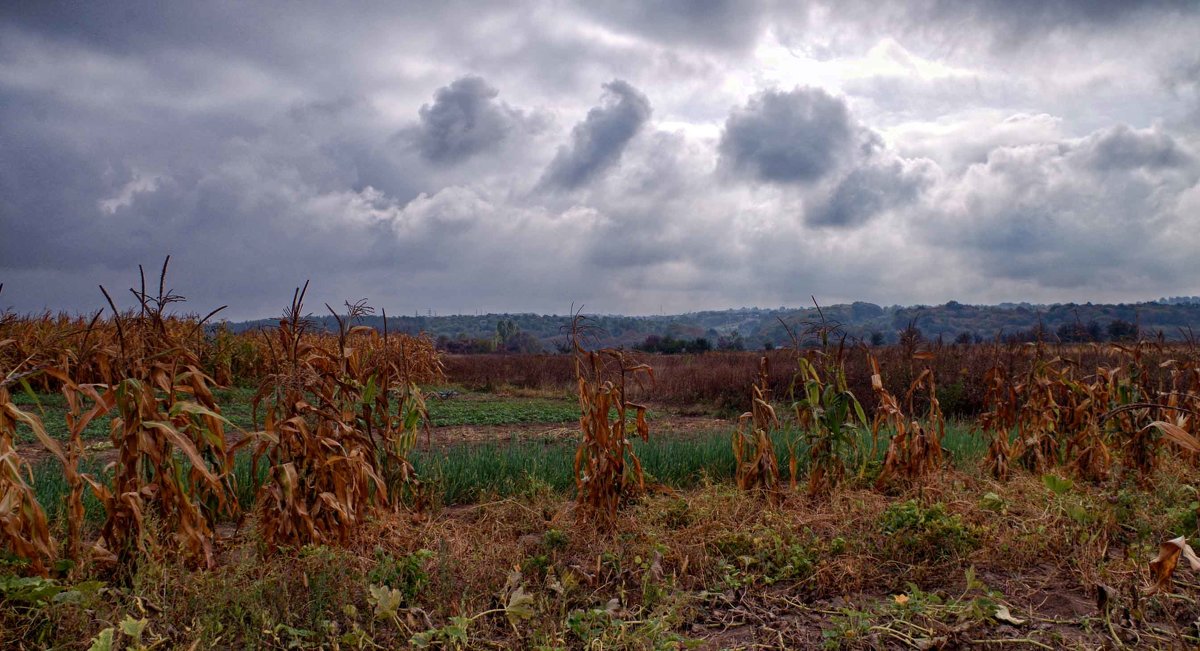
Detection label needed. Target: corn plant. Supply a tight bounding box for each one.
[732,356,781,502]
[43,366,115,566]
[872,354,944,487]
[790,354,867,497]
[979,363,1017,481]
[570,314,652,528]
[250,286,386,546]
[779,311,867,497]
[332,302,432,508]
[0,373,57,575]
[86,259,237,570]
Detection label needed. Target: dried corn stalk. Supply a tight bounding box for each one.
[0,375,56,575]
[570,315,652,528]
[733,357,781,503]
[873,354,944,487]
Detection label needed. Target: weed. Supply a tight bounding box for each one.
[367,548,433,606]
[879,500,977,561]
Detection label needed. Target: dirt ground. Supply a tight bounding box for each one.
[422,413,732,447]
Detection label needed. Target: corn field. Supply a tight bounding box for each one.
[4,275,1200,648]
[0,267,443,576]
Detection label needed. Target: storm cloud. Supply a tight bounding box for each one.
[1,1,1199,317]
[718,87,872,184]
[807,158,934,228]
[538,80,652,190]
[406,76,520,165]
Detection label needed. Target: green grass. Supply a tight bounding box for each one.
[407,421,987,505]
[425,395,580,427]
[8,386,259,443]
[12,388,577,441]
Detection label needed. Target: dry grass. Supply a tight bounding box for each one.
[5,466,1199,648]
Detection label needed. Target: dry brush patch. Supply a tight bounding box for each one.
[5,471,1199,649]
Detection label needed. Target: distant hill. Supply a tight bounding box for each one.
[221,298,1200,353]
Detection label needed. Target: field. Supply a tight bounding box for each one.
[3,284,1200,649]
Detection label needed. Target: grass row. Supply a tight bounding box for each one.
[425,394,579,427]
[28,423,987,528]
[9,388,584,443]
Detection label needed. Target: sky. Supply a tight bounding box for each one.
[2,1,1199,319]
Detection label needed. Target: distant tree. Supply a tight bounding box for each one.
[717,331,745,351]
[496,319,517,343]
[850,301,883,320]
[869,331,885,347]
[502,330,543,353]
[1107,319,1139,342]
[686,337,713,353]
[1056,322,1094,343]
[1003,322,1050,344]
[637,334,663,353]
[954,331,973,345]
[636,334,711,354]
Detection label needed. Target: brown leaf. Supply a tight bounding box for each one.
[1148,536,1200,592]
[1142,421,1200,453]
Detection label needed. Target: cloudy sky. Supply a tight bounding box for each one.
[2,1,1199,319]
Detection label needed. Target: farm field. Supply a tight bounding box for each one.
[2,292,1200,649]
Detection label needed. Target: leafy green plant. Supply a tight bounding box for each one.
[710,528,819,586]
[410,573,535,648]
[791,354,868,496]
[367,548,433,606]
[542,529,569,552]
[879,500,977,561]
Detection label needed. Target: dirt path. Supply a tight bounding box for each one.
[421,413,732,447]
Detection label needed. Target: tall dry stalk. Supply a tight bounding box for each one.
[732,356,781,503]
[570,314,652,528]
[251,286,384,546]
[873,354,944,487]
[45,366,114,566]
[0,373,57,575]
[88,258,237,570]
[980,363,1018,481]
[249,290,437,546]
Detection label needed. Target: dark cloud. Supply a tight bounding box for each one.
[925,0,1197,40]
[718,87,873,184]
[539,80,651,190]
[405,76,519,165]
[808,158,932,228]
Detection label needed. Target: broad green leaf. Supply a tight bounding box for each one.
[87,628,114,651]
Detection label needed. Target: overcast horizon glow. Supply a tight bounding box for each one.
[2,1,1199,320]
